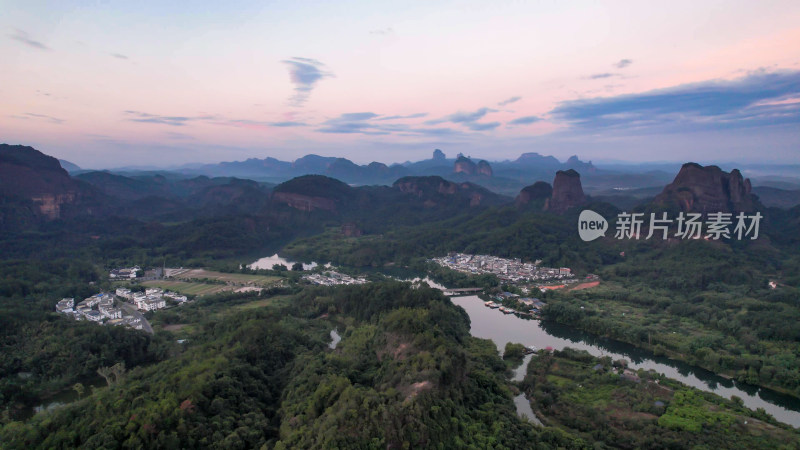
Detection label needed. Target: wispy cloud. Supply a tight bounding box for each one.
[317,111,461,136]
[126,110,312,130]
[466,121,500,131]
[587,73,619,80]
[282,57,333,107]
[375,113,428,121]
[425,107,497,125]
[446,107,497,123]
[551,69,800,132]
[9,29,50,51]
[318,112,388,135]
[507,115,542,126]
[223,119,310,129]
[10,112,64,124]
[124,111,212,126]
[268,121,308,127]
[425,107,499,131]
[498,96,522,106]
[614,59,633,69]
[111,53,129,60]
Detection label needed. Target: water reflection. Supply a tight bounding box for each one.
[512,354,533,382]
[249,254,319,270]
[451,295,800,428]
[514,393,543,425]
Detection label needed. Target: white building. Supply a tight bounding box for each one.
[110,266,140,280]
[115,288,132,299]
[100,307,123,319]
[145,288,163,296]
[83,296,101,307]
[163,291,188,303]
[56,298,74,313]
[140,297,166,311]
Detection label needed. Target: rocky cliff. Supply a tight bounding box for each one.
[515,181,553,207]
[271,175,352,212]
[0,144,100,220]
[453,155,492,177]
[453,155,478,175]
[393,176,504,208]
[545,169,586,213]
[477,160,493,177]
[653,163,757,213]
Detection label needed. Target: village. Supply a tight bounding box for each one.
[433,253,601,319]
[55,266,192,332]
[432,253,576,285]
[55,286,188,331]
[302,270,368,286]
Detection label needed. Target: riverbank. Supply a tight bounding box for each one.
[519,348,800,447]
[450,295,800,428]
[540,292,800,403]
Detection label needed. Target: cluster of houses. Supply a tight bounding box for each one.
[56,285,190,331]
[303,271,368,286]
[432,253,574,285]
[486,291,547,316]
[109,266,141,280]
[55,295,143,330]
[115,287,186,311]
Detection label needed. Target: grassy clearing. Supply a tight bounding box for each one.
[173,269,281,286]
[141,280,230,296]
[234,295,293,311]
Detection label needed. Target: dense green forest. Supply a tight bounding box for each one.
[0,260,172,416]
[284,204,623,270]
[284,205,800,400]
[3,159,800,447]
[1,282,587,449]
[519,348,800,449]
[543,239,800,397]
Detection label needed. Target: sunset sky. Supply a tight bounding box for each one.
[2,0,799,168]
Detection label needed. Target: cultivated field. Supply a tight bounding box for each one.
[141,280,231,296]
[172,269,281,286]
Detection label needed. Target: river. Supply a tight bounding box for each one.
[249,254,320,271]
[17,376,106,421]
[449,295,800,428]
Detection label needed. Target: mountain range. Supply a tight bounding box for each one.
[2,144,800,235]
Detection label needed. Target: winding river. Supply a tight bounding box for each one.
[449,294,800,428]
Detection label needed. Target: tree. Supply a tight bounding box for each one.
[503,342,527,361]
[111,362,127,384]
[291,262,304,272]
[73,382,85,399]
[97,366,114,387]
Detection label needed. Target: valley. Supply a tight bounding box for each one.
[2,144,800,448]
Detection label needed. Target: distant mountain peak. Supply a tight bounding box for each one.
[58,159,82,173]
[653,162,758,213]
[545,170,586,213]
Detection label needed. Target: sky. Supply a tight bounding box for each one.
[2,0,799,169]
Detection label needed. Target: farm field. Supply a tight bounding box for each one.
[172,269,281,286]
[140,280,231,297]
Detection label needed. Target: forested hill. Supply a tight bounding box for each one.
[0,282,585,449]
